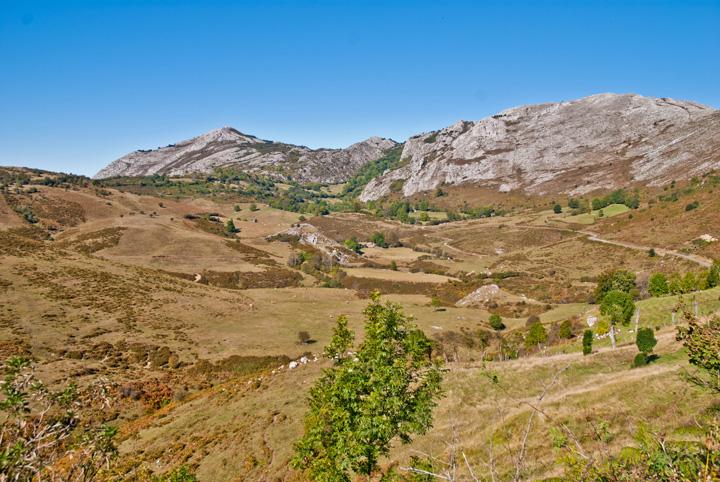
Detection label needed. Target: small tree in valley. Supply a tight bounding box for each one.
[292,293,444,480]
[633,327,658,367]
[525,321,548,350]
[559,319,573,339]
[489,313,505,330]
[582,330,593,355]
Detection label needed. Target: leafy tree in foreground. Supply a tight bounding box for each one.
[677,313,720,393]
[292,293,444,481]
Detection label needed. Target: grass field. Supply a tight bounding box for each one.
[561,203,630,224]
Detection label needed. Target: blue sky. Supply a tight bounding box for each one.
[1,0,719,176]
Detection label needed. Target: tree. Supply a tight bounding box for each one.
[370,232,387,248]
[419,211,430,223]
[249,202,259,212]
[489,314,505,331]
[600,290,635,326]
[298,331,312,345]
[344,237,362,254]
[525,321,548,349]
[648,273,669,297]
[677,313,720,393]
[559,319,573,339]
[225,218,238,233]
[595,269,636,302]
[553,204,562,214]
[707,261,720,288]
[568,198,580,209]
[633,327,658,366]
[647,248,656,257]
[582,330,593,355]
[292,293,444,480]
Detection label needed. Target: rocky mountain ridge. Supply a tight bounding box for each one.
[360,93,719,200]
[95,127,398,184]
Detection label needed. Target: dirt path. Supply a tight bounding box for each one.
[583,231,713,267]
[513,223,713,268]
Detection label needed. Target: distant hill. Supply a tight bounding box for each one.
[360,93,720,200]
[94,127,398,184]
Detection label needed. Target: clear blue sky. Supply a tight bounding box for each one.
[1,0,718,176]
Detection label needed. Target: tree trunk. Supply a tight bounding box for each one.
[609,324,616,349]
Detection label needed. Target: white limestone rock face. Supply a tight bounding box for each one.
[95,128,397,184]
[360,93,719,200]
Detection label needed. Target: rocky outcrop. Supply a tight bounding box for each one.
[360,94,720,200]
[95,127,397,184]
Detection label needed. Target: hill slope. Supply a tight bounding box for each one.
[95,127,398,184]
[360,93,720,200]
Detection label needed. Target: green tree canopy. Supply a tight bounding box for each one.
[595,269,636,302]
[489,314,505,331]
[525,321,548,349]
[635,327,657,355]
[600,290,635,326]
[648,273,669,297]
[707,261,720,289]
[582,330,593,355]
[292,293,444,481]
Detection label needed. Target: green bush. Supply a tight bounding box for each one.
[553,204,562,214]
[633,352,648,367]
[582,330,593,355]
[489,314,505,331]
[525,321,548,349]
[559,319,573,339]
[648,273,669,297]
[635,327,657,356]
[595,269,636,302]
[600,290,635,326]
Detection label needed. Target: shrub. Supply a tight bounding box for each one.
[707,261,720,288]
[298,331,312,345]
[647,248,656,257]
[249,202,259,212]
[582,330,593,355]
[344,237,362,254]
[225,219,238,233]
[370,232,387,248]
[636,326,657,354]
[525,321,548,349]
[233,204,241,212]
[648,273,669,297]
[685,200,699,211]
[595,269,636,302]
[489,314,505,331]
[633,352,648,367]
[559,319,573,339]
[390,260,398,271]
[553,204,562,214]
